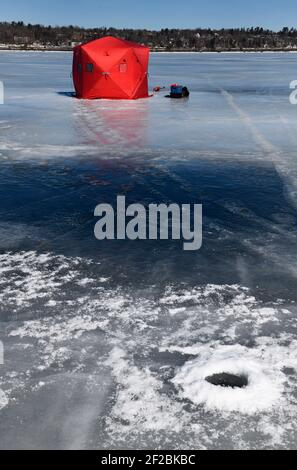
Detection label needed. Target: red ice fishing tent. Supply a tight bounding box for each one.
[73,36,150,100]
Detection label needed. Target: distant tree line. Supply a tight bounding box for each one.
[1,21,297,50]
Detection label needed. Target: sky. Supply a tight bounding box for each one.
[1,0,297,31]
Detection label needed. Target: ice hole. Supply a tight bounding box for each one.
[205,372,248,389]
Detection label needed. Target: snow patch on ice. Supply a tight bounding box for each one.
[10,315,109,342]
[0,389,8,410]
[172,344,284,414]
[2,250,297,447]
[0,251,93,311]
[105,348,188,435]
[0,141,101,160]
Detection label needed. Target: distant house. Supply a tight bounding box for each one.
[13,36,32,45]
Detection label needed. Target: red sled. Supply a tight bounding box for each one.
[73,36,150,100]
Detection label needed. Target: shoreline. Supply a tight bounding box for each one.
[1,46,297,54]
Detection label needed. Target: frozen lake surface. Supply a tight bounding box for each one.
[1,51,297,449]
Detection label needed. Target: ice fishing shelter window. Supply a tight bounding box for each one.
[86,63,94,72]
[119,63,128,73]
[77,63,82,73]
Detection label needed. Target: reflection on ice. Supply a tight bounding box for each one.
[74,100,149,150]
